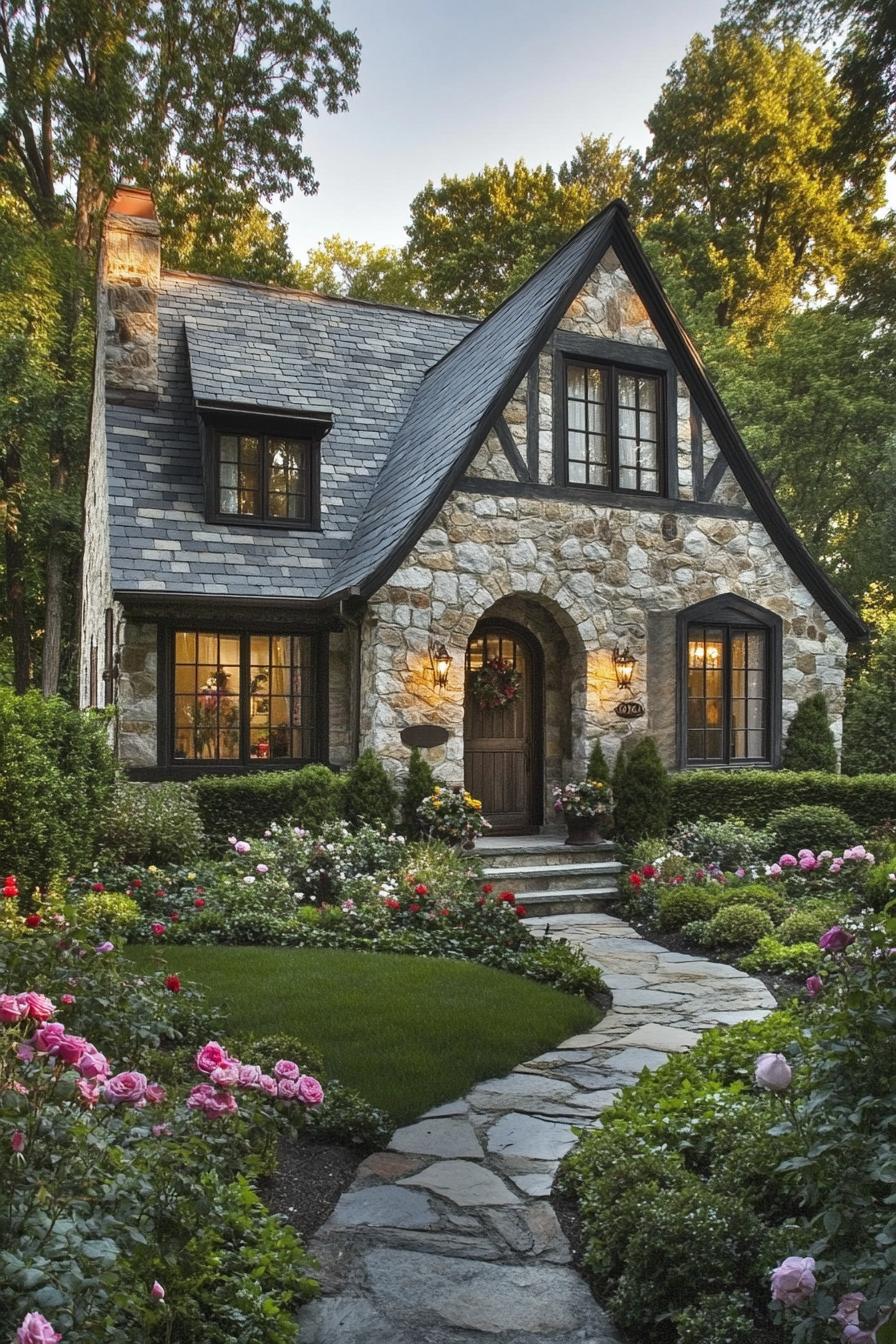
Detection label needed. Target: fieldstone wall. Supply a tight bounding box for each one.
[102,212,160,397]
[118,620,158,767]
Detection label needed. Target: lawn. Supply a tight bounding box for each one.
[125,945,598,1123]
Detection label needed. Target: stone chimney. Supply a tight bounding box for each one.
[101,186,160,398]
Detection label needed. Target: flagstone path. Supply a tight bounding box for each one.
[297,912,777,1343]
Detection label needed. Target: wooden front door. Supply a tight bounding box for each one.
[464,623,539,833]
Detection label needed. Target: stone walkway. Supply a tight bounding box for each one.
[297,913,776,1343]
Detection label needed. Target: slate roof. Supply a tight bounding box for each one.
[107,201,864,639]
[107,276,474,600]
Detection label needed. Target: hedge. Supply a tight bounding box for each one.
[193,765,343,848]
[670,769,896,833]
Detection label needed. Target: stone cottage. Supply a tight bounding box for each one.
[79,186,862,834]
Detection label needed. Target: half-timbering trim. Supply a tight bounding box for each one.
[526,361,540,482]
[460,475,755,520]
[493,415,530,482]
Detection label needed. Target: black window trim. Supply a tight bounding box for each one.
[552,332,679,499]
[198,407,326,532]
[158,622,329,774]
[676,595,782,770]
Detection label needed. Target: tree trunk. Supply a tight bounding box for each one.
[41,425,67,696]
[2,440,32,691]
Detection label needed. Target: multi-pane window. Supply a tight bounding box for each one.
[686,625,768,765]
[565,362,661,494]
[217,433,310,523]
[172,630,315,764]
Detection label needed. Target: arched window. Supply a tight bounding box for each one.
[677,596,782,768]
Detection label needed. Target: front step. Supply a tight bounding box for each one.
[516,888,614,916]
[478,840,615,870]
[482,860,621,894]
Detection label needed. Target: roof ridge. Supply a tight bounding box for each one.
[161,267,479,325]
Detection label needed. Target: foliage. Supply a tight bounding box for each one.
[775,903,842,945]
[669,768,896,831]
[476,936,605,998]
[843,621,896,774]
[76,890,142,938]
[343,749,398,830]
[586,737,611,786]
[399,746,437,838]
[97,780,206,866]
[613,736,671,842]
[641,24,888,339]
[669,816,775,868]
[656,884,721,931]
[418,785,490,845]
[781,693,838,772]
[768,803,857,856]
[292,234,422,305]
[193,765,342,847]
[0,690,116,890]
[305,1079,393,1150]
[552,778,612,821]
[713,883,791,923]
[739,936,828,977]
[703,902,776,947]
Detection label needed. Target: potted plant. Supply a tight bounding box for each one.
[553,779,612,845]
[417,785,492,849]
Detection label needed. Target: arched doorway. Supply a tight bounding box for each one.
[464,620,543,833]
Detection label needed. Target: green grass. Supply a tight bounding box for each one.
[126,945,598,1123]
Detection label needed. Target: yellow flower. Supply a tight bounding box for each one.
[147,865,159,875]
[187,872,196,881]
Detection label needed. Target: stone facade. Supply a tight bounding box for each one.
[358,249,848,791]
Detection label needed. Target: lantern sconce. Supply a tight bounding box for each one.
[612,644,637,691]
[429,640,453,691]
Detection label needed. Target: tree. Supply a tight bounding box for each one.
[587,737,610,786]
[641,24,890,339]
[293,235,423,306]
[842,617,896,774]
[0,0,361,691]
[782,693,838,770]
[558,133,638,211]
[613,737,671,842]
[400,746,436,837]
[158,185,297,285]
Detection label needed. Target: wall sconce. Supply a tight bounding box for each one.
[612,644,637,690]
[429,640,453,691]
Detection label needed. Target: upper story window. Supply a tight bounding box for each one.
[565,361,662,494]
[216,432,311,524]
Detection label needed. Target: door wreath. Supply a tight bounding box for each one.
[469,655,522,711]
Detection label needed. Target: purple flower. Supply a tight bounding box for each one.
[755,1052,792,1092]
[779,853,798,868]
[234,840,250,855]
[95,941,114,954]
[151,1281,165,1301]
[770,1255,816,1306]
[819,926,855,954]
[805,975,823,998]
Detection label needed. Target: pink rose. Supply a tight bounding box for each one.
[0,993,25,1023]
[273,1059,300,1080]
[238,1064,263,1089]
[204,1089,239,1118]
[151,1281,165,1301]
[735,867,746,878]
[818,850,833,861]
[186,1083,216,1110]
[770,1255,816,1306]
[799,856,818,871]
[60,994,75,1005]
[755,1052,792,1092]
[277,1077,299,1099]
[779,854,798,868]
[819,926,855,954]
[195,1041,230,1075]
[234,840,250,854]
[31,1022,66,1053]
[104,1070,148,1106]
[75,1078,100,1107]
[797,848,814,860]
[16,1042,34,1063]
[260,1074,277,1097]
[77,1049,109,1080]
[256,864,268,874]
[805,975,823,998]
[145,1083,167,1105]
[95,941,114,954]
[152,1123,171,1137]
[768,863,783,877]
[17,992,56,1021]
[829,860,844,874]
[151,922,166,937]
[845,845,867,861]
[53,1034,89,1066]
[210,1062,241,1089]
[16,1312,62,1343]
[834,1293,866,1328]
[297,1074,325,1106]
[11,1129,25,1154]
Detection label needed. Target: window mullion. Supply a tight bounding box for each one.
[609,368,618,491]
[239,634,249,767]
[723,626,732,765]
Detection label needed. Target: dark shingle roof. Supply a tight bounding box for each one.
[107,277,474,599]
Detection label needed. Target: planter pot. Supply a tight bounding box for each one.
[564,815,603,846]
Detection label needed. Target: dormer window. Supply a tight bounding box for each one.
[217,432,311,522]
[564,360,662,495]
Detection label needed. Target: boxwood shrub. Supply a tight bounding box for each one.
[193,765,343,848]
[767,803,856,856]
[670,769,896,833]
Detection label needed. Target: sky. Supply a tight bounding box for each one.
[282,0,727,258]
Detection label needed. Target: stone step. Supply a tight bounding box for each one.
[482,861,622,894]
[518,888,622,916]
[477,841,615,870]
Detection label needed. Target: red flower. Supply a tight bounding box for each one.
[515,905,528,918]
[151,922,166,936]
[414,883,428,897]
[438,907,450,917]
[91,883,105,893]
[2,880,17,899]
[193,897,206,909]
[409,902,421,915]
[498,891,516,904]
[170,912,180,922]
[629,872,642,887]
[155,888,166,899]
[129,879,142,889]
[476,895,486,907]
[164,975,181,993]
[385,897,401,911]
[481,883,493,894]
[641,865,657,879]
[24,913,42,928]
